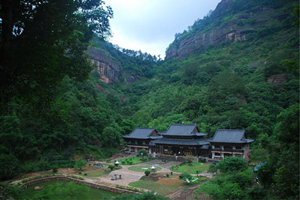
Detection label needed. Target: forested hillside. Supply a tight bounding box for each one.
[0,0,299,198]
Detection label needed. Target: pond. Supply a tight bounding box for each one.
[21,180,121,200]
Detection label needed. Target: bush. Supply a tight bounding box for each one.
[52,166,58,173]
[208,164,217,173]
[74,158,87,171]
[145,170,151,176]
[248,185,266,199]
[179,173,192,180]
[0,154,20,181]
[217,157,248,173]
[108,165,115,171]
[137,149,148,157]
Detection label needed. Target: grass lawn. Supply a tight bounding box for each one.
[128,166,162,172]
[118,156,154,165]
[129,173,184,196]
[129,180,179,196]
[21,180,120,200]
[75,166,111,178]
[171,162,210,174]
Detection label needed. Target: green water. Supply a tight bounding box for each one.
[21,180,120,200]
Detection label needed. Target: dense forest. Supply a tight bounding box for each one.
[0,0,299,199]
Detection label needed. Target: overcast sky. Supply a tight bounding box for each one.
[104,0,221,59]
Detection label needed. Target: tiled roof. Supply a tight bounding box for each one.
[123,128,160,139]
[163,124,207,136]
[208,129,254,143]
[149,138,209,146]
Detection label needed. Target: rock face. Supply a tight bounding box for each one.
[166,0,276,59]
[89,47,121,84]
[267,74,289,88]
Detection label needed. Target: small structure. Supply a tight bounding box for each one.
[151,165,156,172]
[115,160,120,167]
[208,129,254,160]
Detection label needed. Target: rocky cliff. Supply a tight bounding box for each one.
[88,47,121,84]
[166,0,292,59]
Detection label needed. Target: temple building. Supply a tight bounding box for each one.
[122,128,162,154]
[123,124,254,160]
[208,129,254,160]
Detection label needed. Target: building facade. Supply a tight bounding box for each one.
[123,125,254,160]
[208,129,254,160]
[122,128,162,154]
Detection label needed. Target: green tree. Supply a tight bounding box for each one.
[74,158,87,171]
[198,181,247,200]
[217,157,248,173]
[137,149,148,157]
[0,114,22,155]
[0,154,20,181]
[0,0,113,110]
[258,104,299,199]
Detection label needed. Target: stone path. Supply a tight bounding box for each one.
[95,159,182,186]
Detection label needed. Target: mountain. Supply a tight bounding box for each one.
[88,0,298,133]
[166,0,298,59]
[1,1,298,198]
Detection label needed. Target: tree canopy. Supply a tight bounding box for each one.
[0,0,113,111]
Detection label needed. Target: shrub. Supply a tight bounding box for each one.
[217,157,248,173]
[108,165,115,171]
[137,149,148,157]
[145,170,151,176]
[52,166,58,173]
[208,164,217,173]
[74,158,87,171]
[179,173,192,180]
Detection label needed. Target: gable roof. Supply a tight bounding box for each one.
[123,128,162,139]
[163,124,207,136]
[208,129,254,143]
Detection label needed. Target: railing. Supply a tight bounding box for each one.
[212,148,244,153]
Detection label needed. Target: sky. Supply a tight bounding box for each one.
[104,0,221,59]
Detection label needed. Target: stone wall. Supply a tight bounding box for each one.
[19,175,140,195]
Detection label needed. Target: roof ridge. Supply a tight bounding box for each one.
[135,127,155,129]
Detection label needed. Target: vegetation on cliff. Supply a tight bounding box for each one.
[0,0,299,199]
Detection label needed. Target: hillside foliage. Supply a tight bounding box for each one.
[0,0,299,199]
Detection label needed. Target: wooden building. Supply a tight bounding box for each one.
[122,128,162,154]
[123,125,254,160]
[149,124,209,157]
[208,129,254,160]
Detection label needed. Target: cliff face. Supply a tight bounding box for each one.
[166,0,289,59]
[88,47,121,84]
